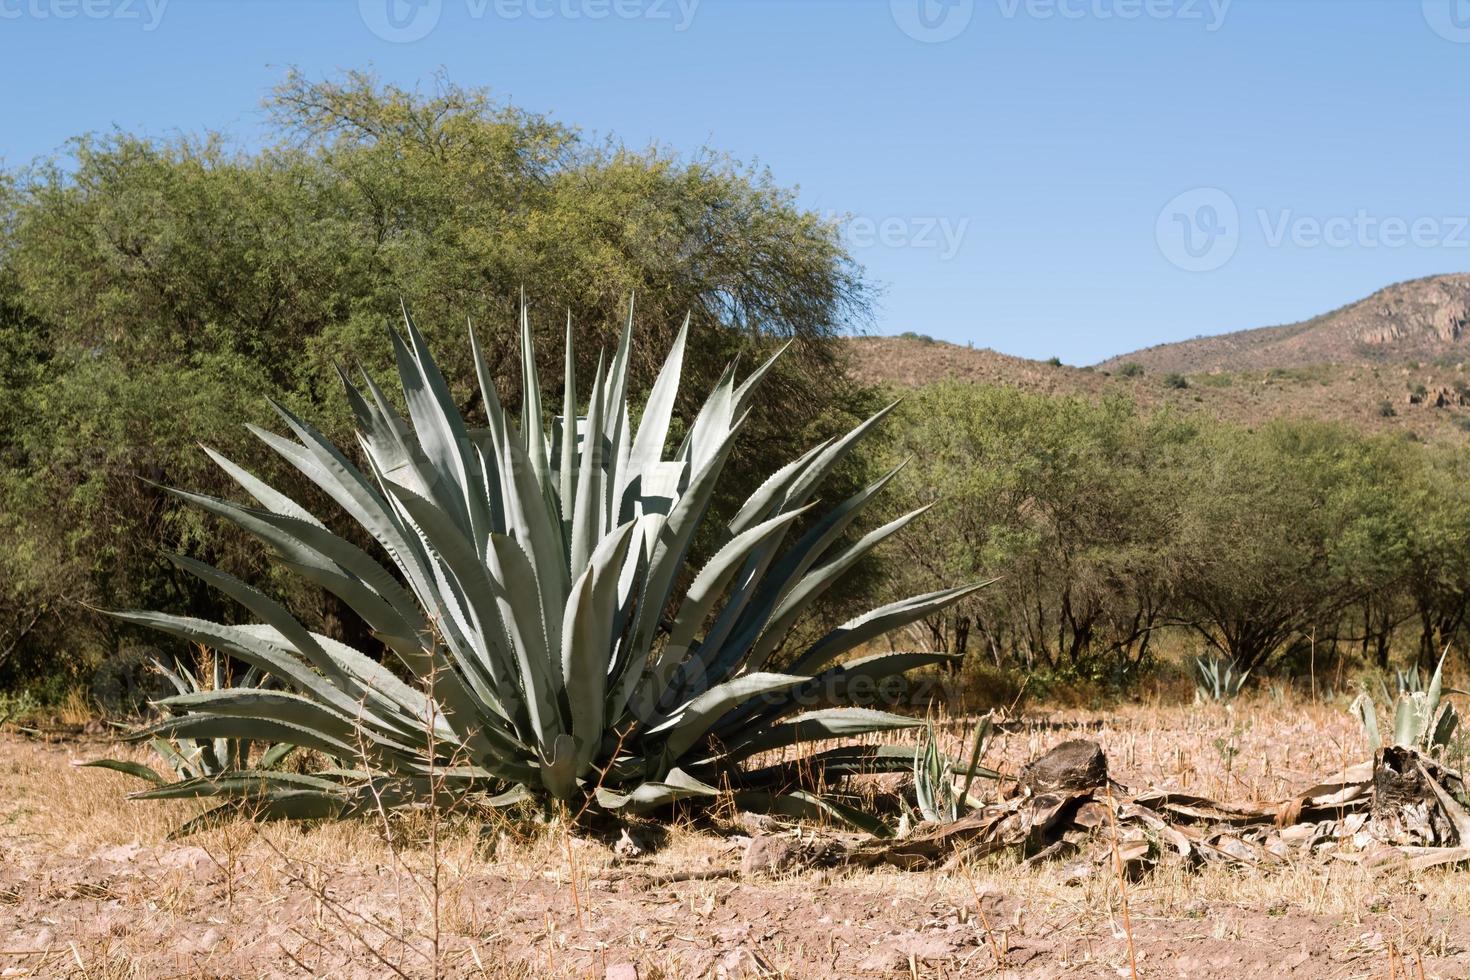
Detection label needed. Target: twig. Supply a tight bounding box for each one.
[1105,784,1140,980]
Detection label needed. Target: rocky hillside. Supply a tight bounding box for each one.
[1096,274,1470,375]
[847,333,1470,443]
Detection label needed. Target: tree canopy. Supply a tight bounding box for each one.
[0,72,877,687]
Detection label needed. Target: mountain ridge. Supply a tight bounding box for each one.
[846,273,1470,442]
[1095,273,1470,374]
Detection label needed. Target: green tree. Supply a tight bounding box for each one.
[881,383,1186,678]
[0,71,877,689]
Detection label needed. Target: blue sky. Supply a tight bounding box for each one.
[2,0,1468,364]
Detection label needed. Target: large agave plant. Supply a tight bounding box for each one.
[105,302,983,833]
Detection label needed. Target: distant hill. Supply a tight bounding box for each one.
[1097,274,1470,375]
[846,275,1470,442]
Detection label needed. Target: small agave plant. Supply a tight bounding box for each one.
[1352,653,1459,756]
[101,301,984,834]
[911,715,994,825]
[85,654,296,786]
[1193,653,1249,704]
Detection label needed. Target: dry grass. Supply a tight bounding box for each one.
[3,692,1470,977]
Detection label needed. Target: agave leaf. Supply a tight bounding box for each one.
[200,445,322,527]
[1432,701,1459,752]
[714,651,959,740]
[774,401,902,523]
[730,340,791,419]
[733,504,936,678]
[570,356,609,583]
[740,744,922,787]
[395,308,491,547]
[1351,693,1382,753]
[557,312,579,539]
[790,583,992,675]
[619,416,751,721]
[620,314,689,519]
[730,789,892,838]
[1395,693,1430,747]
[259,742,296,770]
[720,707,924,763]
[643,508,814,708]
[252,405,436,605]
[79,759,165,784]
[164,554,351,691]
[130,715,359,767]
[173,789,353,838]
[486,532,562,750]
[130,770,348,800]
[518,297,552,492]
[108,612,399,729]
[723,461,909,646]
[561,519,640,770]
[595,767,721,813]
[154,689,421,760]
[656,672,811,759]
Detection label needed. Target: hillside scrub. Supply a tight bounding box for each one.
[880,382,1470,683]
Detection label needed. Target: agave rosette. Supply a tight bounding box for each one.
[105,301,984,833]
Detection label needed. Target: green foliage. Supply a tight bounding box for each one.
[1193,654,1249,703]
[1116,361,1144,378]
[100,305,981,832]
[0,71,877,690]
[1352,653,1458,756]
[912,715,993,824]
[879,382,1470,679]
[1162,372,1189,390]
[881,384,1186,675]
[85,653,295,786]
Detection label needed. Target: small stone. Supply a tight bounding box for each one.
[605,965,639,980]
[857,946,907,973]
[740,835,805,878]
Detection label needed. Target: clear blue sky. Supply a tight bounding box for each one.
[3,0,1468,364]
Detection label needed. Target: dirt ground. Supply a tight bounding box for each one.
[4,698,1470,978]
